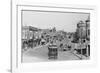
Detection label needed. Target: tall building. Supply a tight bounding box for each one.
[76,20,87,39]
[75,16,90,57]
[76,16,90,40]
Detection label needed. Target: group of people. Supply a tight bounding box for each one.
[22,32,73,53]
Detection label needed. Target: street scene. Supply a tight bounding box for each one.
[21,11,90,63]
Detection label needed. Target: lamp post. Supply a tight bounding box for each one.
[86,16,90,57]
[80,28,83,59]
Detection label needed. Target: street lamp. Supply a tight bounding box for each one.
[85,16,90,57]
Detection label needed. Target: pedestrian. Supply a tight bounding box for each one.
[60,43,63,51]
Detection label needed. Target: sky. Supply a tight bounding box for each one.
[22,10,89,32]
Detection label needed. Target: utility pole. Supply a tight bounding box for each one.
[86,18,89,57]
[80,28,83,60]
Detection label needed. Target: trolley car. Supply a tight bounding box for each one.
[48,43,58,59]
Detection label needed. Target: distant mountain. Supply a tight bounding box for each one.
[29,26,40,31]
[22,26,42,31]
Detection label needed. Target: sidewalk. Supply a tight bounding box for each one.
[71,51,90,60]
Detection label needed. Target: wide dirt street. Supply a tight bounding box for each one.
[22,45,80,63]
